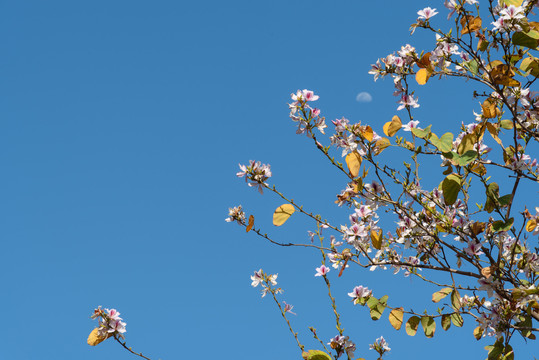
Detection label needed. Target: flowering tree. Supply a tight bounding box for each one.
[88,1,539,359]
[227,1,539,359]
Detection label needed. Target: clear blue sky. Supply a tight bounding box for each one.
[1,1,536,359]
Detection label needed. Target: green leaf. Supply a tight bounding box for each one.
[502,345,514,360]
[457,150,478,166]
[520,57,539,77]
[366,296,379,310]
[484,182,500,214]
[303,350,332,360]
[501,0,523,6]
[411,125,432,139]
[512,30,539,49]
[463,59,479,75]
[441,314,451,331]
[451,290,461,310]
[369,295,388,321]
[432,287,452,303]
[430,132,454,152]
[421,316,436,338]
[443,151,478,167]
[500,120,514,129]
[405,316,420,336]
[441,173,462,206]
[389,308,404,330]
[450,313,464,327]
[457,134,475,154]
[498,194,513,206]
[493,217,514,232]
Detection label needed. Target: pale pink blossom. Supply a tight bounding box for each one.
[348,285,372,303]
[397,95,420,110]
[315,265,330,276]
[417,7,438,20]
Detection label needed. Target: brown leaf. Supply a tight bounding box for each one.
[461,16,482,35]
[416,52,431,69]
[481,98,497,119]
[246,215,254,232]
[470,222,486,235]
[491,64,520,87]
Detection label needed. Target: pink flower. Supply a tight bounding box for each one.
[315,265,330,277]
[417,7,438,20]
[291,89,319,102]
[402,120,420,132]
[283,301,296,315]
[348,285,372,303]
[500,5,525,21]
[397,95,420,111]
[251,269,264,287]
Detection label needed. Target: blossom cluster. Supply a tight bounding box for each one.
[328,335,356,358]
[250,268,281,298]
[288,89,326,136]
[91,307,127,340]
[225,205,246,225]
[236,160,272,194]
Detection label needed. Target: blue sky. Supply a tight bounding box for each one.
[1,1,536,359]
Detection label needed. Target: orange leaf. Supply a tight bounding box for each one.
[461,15,482,35]
[361,126,374,142]
[246,215,254,232]
[416,68,429,85]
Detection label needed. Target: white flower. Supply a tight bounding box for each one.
[402,120,420,131]
[315,265,330,276]
[348,285,372,303]
[250,269,264,287]
[417,7,438,20]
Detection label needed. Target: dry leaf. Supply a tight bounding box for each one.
[345,151,362,177]
[416,68,430,85]
[246,215,254,232]
[87,328,108,346]
[273,204,295,226]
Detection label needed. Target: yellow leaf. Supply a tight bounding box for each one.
[482,98,497,119]
[389,308,404,330]
[87,328,108,346]
[374,138,391,155]
[370,229,382,250]
[481,266,492,278]
[415,68,429,85]
[473,326,483,340]
[273,204,295,226]
[526,219,537,232]
[486,123,503,147]
[470,163,487,176]
[383,115,402,137]
[457,134,475,154]
[530,21,539,32]
[345,151,362,178]
[246,215,254,232]
[361,126,374,142]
